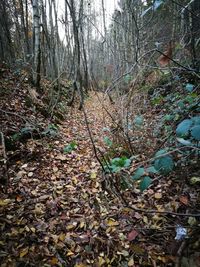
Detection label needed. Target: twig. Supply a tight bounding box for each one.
[175,240,186,267]
[0,108,27,122]
[0,131,8,185]
[125,204,200,217]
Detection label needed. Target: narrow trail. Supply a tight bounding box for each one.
[1,92,120,266]
[2,91,197,267]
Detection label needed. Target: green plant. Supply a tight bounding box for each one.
[63,141,77,153]
[134,115,144,127]
[153,149,174,175]
[131,166,157,192]
[104,156,131,173]
[176,116,200,144]
[42,124,58,137]
[103,136,113,147]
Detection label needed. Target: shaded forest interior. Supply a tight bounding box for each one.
[0,0,200,266]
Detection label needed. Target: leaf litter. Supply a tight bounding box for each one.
[0,80,199,266]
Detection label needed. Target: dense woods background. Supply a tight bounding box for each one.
[1,0,200,92]
[0,0,200,266]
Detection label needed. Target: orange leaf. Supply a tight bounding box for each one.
[179,195,189,206]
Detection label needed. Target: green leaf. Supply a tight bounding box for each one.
[154,154,174,175]
[124,74,132,84]
[164,114,173,121]
[177,100,185,109]
[103,136,113,147]
[131,167,145,180]
[134,115,143,126]
[185,83,194,92]
[191,116,200,126]
[12,133,21,141]
[176,119,193,138]
[140,176,152,192]
[155,149,167,157]
[177,138,192,146]
[63,142,77,153]
[146,166,158,174]
[191,125,200,141]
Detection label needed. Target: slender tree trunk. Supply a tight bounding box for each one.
[32,0,41,89]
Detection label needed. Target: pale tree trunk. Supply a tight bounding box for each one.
[66,0,84,109]
[32,0,41,89]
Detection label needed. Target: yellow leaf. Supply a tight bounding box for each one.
[0,199,11,206]
[106,218,119,226]
[130,244,145,255]
[25,226,30,232]
[154,192,162,199]
[75,264,88,267]
[188,217,197,226]
[51,257,58,265]
[98,256,106,266]
[143,216,148,224]
[79,221,85,229]
[90,172,97,179]
[128,258,135,266]
[20,247,29,258]
[30,227,36,233]
[67,250,74,256]
[190,177,200,185]
[59,233,66,241]
[66,222,77,230]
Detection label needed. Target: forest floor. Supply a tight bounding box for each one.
[0,69,200,267]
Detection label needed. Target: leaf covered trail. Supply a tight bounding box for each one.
[1,91,199,267]
[0,92,121,266]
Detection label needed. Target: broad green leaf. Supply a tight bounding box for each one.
[124,74,132,84]
[146,166,158,174]
[176,119,193,138]
[164,114,173,121]
[154,155,174,175]
[140,176,152,192]
[63,142,77,153]
[134,115,143,126]
[191,116,200,126]
[185,83,194,92]
[131,167,145,180]
[191,125,200,141]
[155,149,167,157]
[103,136,113,147]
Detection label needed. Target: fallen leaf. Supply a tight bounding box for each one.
[67,250,74,256]
[16,195,23,202]
[20,247,29,258]
[98,256,106,266]
[53,166,59,173]
[128,258,135,266]
[28,172,33,177]
[127,229,139,241]
[90,172,97,179]
[0,199,12,206]
[154,192,162,199]
[188,217,197,226]
[106,218,119,226]
[143,216,148,224]
[50,257,58,265]
[179,195,189,206]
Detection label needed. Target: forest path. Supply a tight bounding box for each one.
[1,91,119,267]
